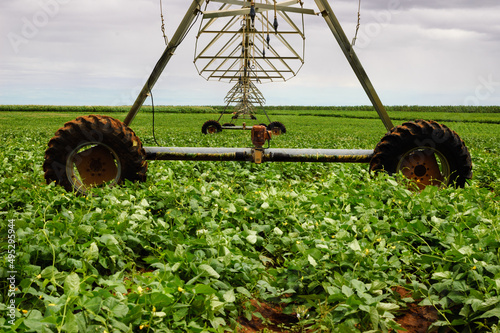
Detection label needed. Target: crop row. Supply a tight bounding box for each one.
[0,112,498,332]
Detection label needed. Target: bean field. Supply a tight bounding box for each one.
[0,107,499,332]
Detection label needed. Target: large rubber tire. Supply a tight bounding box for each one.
[202,120,222,134]
[43,115,147,194]
[370,119,472,188]
[268,121,286,135]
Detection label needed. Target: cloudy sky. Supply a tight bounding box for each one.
[1,0,499,107]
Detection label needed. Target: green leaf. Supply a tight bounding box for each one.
[351,279,366,293]
[99,234,122,255]
[369,281,386,292]
[387,179,398,187]
[64,272,80,297]
[223,289,236,303]
[173,309,188,322]
[110,318,131,330]
[342,286,354,297]
[23,310,43,331]
[210,317,227,329]
[211,299,225,312]
[369,307,380,329]
[308,255,318,267]
[172,262,181,272]
[432,271,452,280]
[40,266,58,279]
[377,303,400,311]
[246,234,257,244]
[236,287,252,298]
[150,292,174,306]
[82,296,103,314]
[199,264,220,279]
[457,246,473,256]
[62,311,78,333]
[476,298,500,312]
[273,227,283,236]
[103,297,129,318]
[84,242,99,262]
[195,284,216,294]
[349,239,361,252]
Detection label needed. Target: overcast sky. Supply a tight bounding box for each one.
[1,0,499,107]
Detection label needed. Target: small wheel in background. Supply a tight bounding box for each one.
[370,119,472,189]
[202,120,223,134]
[43,115,147,194]
[268,121,286,135]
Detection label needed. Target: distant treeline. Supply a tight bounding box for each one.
[0,105,216,113]
[0,105,499,113]
[265,105,500,113]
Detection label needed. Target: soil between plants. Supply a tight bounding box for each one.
[237,287,442,332]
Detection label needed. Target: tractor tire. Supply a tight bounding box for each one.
[43,115,147,194]
[202,120,222,134]
[268,121,286,135]
[222,123,236,127]
[370,119,472,188]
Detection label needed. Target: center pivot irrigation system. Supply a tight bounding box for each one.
[195,0,309,134]
[43,0,472,194]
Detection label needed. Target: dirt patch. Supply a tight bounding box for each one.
[237,288,444,332]
[237,299,298,332]
[393,286,440,333]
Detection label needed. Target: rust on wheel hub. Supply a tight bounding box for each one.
[399,149,444,189]
[76,145,118,186]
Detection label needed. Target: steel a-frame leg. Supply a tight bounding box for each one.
[314,0,394,131]
[124,0,205,126]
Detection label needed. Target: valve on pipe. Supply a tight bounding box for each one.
[251,124,272,163]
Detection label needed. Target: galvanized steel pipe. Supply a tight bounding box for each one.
[144,147,373,163]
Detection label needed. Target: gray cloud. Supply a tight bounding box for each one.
[1,0,499,106]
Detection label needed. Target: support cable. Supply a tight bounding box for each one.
[148,84,160,146]
[160,0,169,45]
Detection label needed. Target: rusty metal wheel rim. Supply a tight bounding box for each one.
[396,147,450,189]
[207,126,218,134]
[66,142,122,194]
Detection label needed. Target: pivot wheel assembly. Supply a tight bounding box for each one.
[43,115,147,194]
[268,121,287,135]
[370,120,472,188]
[44,1,473,193]
[201,120,223,134]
